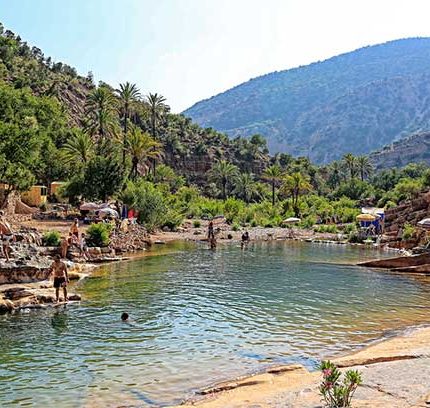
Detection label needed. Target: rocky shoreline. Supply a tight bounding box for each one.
[174,325,430,407]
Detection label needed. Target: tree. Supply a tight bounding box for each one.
[282,172,312,216]
[61,130,94,164]
[81,156,125,201]
[126,128,163,179]
[116,82,141,167]
[85,86,118,139]
[263,164,283,206]
[356,156,373,181]
[328,161,343,188]
[208,160,239,199]
[342,153,357,179]
[234,173,257,203]
[146,93,167,173]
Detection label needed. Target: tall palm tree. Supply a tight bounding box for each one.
[208,160,239,199]
[356,156,373,181]
[263,164,283,206]
[146,93,167,173]
[85,86,118,139]
[233,173,257,203]
[342,153,357,180]
[328,161,343,188]
[282,172,312,216]
[61,130,94,164]
[126,128,163,179]
[116,82,141,167]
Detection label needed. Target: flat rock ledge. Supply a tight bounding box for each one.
[173,326,430,408]
[0,261,91,313]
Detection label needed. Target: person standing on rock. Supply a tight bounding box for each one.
[70,218,80,240]
[0,211,14,262]
[49,254,69,302]
[60,235,69,259]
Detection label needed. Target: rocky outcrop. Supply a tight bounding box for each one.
[359,253,430,269]
[110,224,152,253]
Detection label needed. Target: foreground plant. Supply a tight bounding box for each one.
[319,360,362,407]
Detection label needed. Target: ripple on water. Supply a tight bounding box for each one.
[1,241,430,407]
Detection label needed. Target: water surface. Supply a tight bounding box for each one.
[1,241,430,407]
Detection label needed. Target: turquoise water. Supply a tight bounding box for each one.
[1,241,430,407]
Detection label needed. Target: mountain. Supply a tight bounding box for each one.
[0,23,270,186]
[370,131,430,170]
[183,38,430,163]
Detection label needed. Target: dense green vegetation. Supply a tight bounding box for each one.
[1,23,430,234]
[184,38,430,163]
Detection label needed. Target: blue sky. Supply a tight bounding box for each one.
[2,0,430,112]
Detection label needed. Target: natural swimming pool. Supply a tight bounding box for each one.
[1,241,430,407]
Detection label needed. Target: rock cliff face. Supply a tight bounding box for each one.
[384,191,430,235]
[370,131,430,170]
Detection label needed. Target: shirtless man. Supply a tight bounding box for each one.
[0,211,14,262]
[49,255,69,302]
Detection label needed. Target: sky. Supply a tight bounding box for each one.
[1,0,430,112]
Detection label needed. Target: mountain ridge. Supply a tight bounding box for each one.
[183,37,430,163]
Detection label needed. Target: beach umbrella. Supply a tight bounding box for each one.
[283,217,301,224]
[356,213,376,221]
[80,202,99,211]
[98,208,119,218]
[418,218,430,228]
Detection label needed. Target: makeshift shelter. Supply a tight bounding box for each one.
[358,207,385,233]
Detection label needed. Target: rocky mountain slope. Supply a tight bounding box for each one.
[184,38,430,163]
[370,131,430,170]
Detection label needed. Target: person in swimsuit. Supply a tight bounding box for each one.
[60,235,69,259]
[70,219,79,240]
[0,211,14,262]
[49,254,69,302]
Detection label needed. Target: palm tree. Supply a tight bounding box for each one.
[263,164,283,206]
[116,82,141,166]
[282,172,312,216]
[146,93,167,173]
[356,156,373,181]
[208,160,239,199]
[328,161,343,188]
[234,173,257,203]
[61,130,94,164]
[342,153,357,179]
[126,128,163,179]
[85,86,118,139]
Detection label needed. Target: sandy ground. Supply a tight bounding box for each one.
[173,326,430,408]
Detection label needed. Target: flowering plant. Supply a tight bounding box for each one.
[319,360,362,407]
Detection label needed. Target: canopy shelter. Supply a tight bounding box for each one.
[282,217,301,224]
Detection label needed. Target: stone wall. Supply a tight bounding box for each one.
[385,191,430,234]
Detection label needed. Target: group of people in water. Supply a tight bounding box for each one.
[207,221,250,249]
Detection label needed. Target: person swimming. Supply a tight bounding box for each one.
[121,312,129,321]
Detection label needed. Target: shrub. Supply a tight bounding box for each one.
[342,223,357,234]
[319,360,362,407]
[87,223,112,247]
[402,223,415,240]
[314,224,338,234]
[193,220,201,228]
[231,223,240,231]
[43,231,61,246]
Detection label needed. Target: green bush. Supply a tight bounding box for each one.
[193,220,201,228]
[43,230,61,246]
[319,360,362,407]
[87,223,112,247]
[231,223,240,231]
[343,223,357,234]
[314,224,338,234]
[402,223,415,241]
